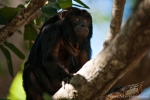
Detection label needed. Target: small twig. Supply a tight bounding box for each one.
[104,0,126,47]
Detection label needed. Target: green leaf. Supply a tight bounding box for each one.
[34,18,41,26]
[7,70,26,100]
[40,14,49,22]
[58,0,72,9]
[0,14,8,24]
[73,0,89,9]
[48,0,61,10]
[0,7,20,23]
[17,4,25,9]
[24,24,38,50]
[29,40,33,50]
[41,6,57,18]
[4,41,25,60]
[43,92,53,100]
[0,45,13,77]
[24,24,38,40]
[17,30,22,34]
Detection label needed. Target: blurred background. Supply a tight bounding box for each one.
[0,0,150,99]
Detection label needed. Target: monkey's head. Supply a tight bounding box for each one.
[59,7,93,40]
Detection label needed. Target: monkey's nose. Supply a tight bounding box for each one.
[81,24,87,27]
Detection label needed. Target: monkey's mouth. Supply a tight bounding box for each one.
[75,28,89,32]
[75,29,89,37]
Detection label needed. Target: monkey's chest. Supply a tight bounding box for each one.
[58,46,74,72]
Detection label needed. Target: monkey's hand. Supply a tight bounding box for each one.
[62,74,74,89]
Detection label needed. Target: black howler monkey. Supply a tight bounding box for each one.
[23,7,92,100]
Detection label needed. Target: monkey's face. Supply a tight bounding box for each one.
[73,16,90,37]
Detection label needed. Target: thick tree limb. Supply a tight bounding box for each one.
[104,0,126,47]
[53,0,150,99]
[0,0,47,43]
[115,52,150,89]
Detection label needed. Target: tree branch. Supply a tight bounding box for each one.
[53,0,150,99]
[0,0,47,43]
[104,0,126,47]
[99,82,143,100]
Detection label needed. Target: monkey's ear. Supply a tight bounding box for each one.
[59,10,68,20]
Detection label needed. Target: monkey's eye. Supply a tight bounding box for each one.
[84,19,88,22]
[76,18,80,21]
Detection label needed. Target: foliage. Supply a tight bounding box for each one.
[0,0,89,76]
[0,7,20,24]
[0,45,13,77]
[7,65,26,99]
